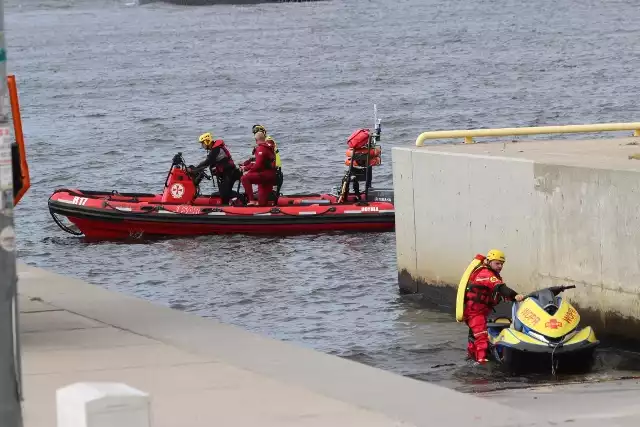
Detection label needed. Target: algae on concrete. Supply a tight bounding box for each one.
[392,137,640,340]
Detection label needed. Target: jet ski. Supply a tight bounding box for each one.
[487,285,599,375]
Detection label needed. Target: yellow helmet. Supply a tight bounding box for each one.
[199,132,213,148]
[486,249,506,263]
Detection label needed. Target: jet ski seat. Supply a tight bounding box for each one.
[487,317,511,331]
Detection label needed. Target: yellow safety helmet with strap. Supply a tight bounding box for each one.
[199,132,214,149]
[486,249,506,263]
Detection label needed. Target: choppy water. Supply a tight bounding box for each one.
[8,0,640,392]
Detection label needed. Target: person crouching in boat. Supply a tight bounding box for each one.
[240,137,277,206]
[189,132,241,205]
[463,249,524,364]
[250,125,283,196]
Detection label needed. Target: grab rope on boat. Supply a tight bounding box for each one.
[61,190,370,218]
[49,211,83,236]
[275,207,336,216]
[102,200,339,217]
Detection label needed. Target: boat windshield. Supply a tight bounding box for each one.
[528,289,559,314]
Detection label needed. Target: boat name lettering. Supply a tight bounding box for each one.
[562,307,578,324]
[361,206,379,212]
[176,205,201,215]
[520,308,540,325]
[72,196,89,206]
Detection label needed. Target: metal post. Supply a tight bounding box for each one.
[0,0,23,424]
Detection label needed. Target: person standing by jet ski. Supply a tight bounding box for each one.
[463,249,525,364]
[189,132,241,205]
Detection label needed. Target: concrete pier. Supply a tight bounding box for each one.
[487,379,640,426]
[391,136,640,339]
[17,263,529,427]
[15,263,640,426]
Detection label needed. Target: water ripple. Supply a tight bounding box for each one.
[9,0,640,392]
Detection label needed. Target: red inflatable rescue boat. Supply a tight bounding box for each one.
[49,125,394,240]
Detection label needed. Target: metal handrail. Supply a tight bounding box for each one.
[415,122,640,146]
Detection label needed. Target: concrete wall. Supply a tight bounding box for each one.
[392,145,640,337]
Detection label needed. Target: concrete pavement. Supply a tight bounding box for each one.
[20,294,415,427]
[484,379,640,427]
[15,262,638,426]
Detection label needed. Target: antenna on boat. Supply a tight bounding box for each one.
[374,104,377,126]
[363,104,381,201]
[373,104,381,141]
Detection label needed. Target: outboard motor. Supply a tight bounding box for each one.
[161,153,198,203]
[365,188,394,204]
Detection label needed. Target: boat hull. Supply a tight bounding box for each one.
[48,188,395,240]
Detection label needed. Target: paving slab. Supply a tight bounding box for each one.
[20,310,105,333]
[23,342,211,376]
[21,326,160,351]
[18,295,60,313]
[482,379,640,427]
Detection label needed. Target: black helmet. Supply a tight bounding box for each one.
[252,124,267,135]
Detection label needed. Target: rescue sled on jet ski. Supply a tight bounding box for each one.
[487,285,599,375]
[48,121,394,240]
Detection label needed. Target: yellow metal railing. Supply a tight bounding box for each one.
[415,122,640,146]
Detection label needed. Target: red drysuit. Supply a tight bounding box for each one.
[241,140,276,206]
[463,266,517,362]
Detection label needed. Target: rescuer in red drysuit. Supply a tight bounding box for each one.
[464,249,524,364]
[250,125,284,196]
[240,138,277,206]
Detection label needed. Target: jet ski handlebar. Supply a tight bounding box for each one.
[172,152,187,167]
[548,284,576,293]
[524,284,576,299]
[165,152,211,188]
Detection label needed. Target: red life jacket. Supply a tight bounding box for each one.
[211,139,236,174]
[464,266,503,312]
